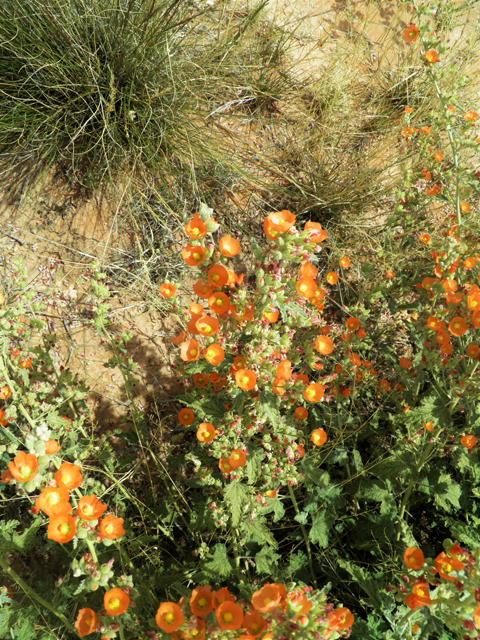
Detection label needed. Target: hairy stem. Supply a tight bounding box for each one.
[288,485,317,588]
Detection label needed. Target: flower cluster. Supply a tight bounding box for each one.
[154,582,354,640]
[394,543,480,638]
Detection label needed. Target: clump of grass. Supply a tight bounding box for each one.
[0,0,254,198]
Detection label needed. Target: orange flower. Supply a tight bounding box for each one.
[251,584,282,613]
[156,602,184,632]
[193,279,214,299]
[35,486,70,517]
[196,315,219,337]
[205,344,224,366]
[19,358,31,368]
[422,277,436,290]
[187,315,201,335]
[448,317,467,337]
[190,585,214,617]
[339,256,351,268]
[295,407,308,419]
[44,439,61,455]
[264,488,278,498]
[263,307,279,323]
[472,311,480,328]
[265,210,296,233]
[181,617,205,640]
[180,339,200,362]
[208,264,229,287]
[299,261,318,278]
[8,451,38,483]
[178,408,195,425]
[288,590,312,617]
[213,587,234,608]
[399,357,412,369]
[326,272,338,285]
[303,383,324,403]
[461,435,477,450]
[436,331,450,347]
[243,610,265,637]
[1,469,13,483]
[427,315,443,331]
[77,495,108,521]
[423,421,434,432]
[403,24,419,42]
[189,303,204,316]
[425,50,438,63]
[233,356,247,371]
[466,344,479,358]
[304,221,327,243]
[311,428,327,446]
[401,127,412,138]
[442,279,457,293]
[276,359,291,380]
[75,608,98,637]
[404,106,413,113]
[99,515,125,540]
[230,304,253,322]
[445,292,463,305]
[193,373,209,386]
[0,385,12,400]
[228,450,247,469]
[219,235,241,257]
[182,244,206,267]
[405,593,431,610]
[0,408,7,426]
[171,330,187,345]
[464,257,476,270]
[426,184,442,196]
[197,423,216,443]
[208,292,230,315]
[434,151,443,162]
[294,374,309,386]
[296,278,317,298]
[434,551,464,580]
[345,317,359,332]
[47,515,76,543]
[385,269,395,279]
[419,234,430,243]
[327,608,354,631]
[468,291,480,310]
[219,458,233,474]
[315,336,333,355]
[104,588,130,616]
[464,110,478,121]
[55,462,82,490]
[421,126,431,135]
[184,214,206,239]
[216,601,244,630]
[271,377,286,396]
[379,379,390,393]
[235,369,256,391]
[159,283,176,298]
[296,443,305,459]
[475,603,480,628]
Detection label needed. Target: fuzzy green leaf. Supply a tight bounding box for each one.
[431,471,462,511]
[224,481,249,526]
[243,518,278,548]
[258,391,281,428]
[309,509,334,548]
[255,546,281,573]
[203,544,234,579]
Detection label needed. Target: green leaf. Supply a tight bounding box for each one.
[255,546,281,573]
[0,519,41,554]
[224,481,249,526]
[261,497,285,523]
[242,518,278,548]
[354,479,389,502]
[288,551,308,576]
[309,509,334,548]
[203,544,234,579]
[337,559,395,613]
[352,449,364,472]
[430,471,462,511]
[258,391,281,428]
[186,396,226,419]
[294,511,309,525]
[246,449,263,485]
[232,391,244,416]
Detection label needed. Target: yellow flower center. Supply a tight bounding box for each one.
[197,597,208,609]
[61,473,69,484]
[164,612,175,624]
[203,431,211,439]
[216,298,224,306]
[105,524,114,534]
[109,597,121,611]
[300,284,307,292]
[203,326,212,334]
[211,273,220,282]
[417,588,425,597]
[306,389,315,399]
[19,464,32,479]
[207,350,215,358]
[190,348,198,357]
[232,452,240,461]
[251,623,261,633]
[59,522,72,535]
[270,230,278,237]
[241,375,250,385]
[222,612,233,623]
[443,563,452,573]
[263,597,272,605]
[46,492,59,505]
[191,630,199,638]
[472,300,478,308]
[85,616,92,626]
[279,219,285,224]
[82,504,93,516]
[191,228,200,237]
[193,252,202,261]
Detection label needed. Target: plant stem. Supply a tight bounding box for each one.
[288,485,317,587]
[231,528,245,585]
[0,556,77,634]
[395,442,434,541]
[119,619,126,640]
[85,538,99,565]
